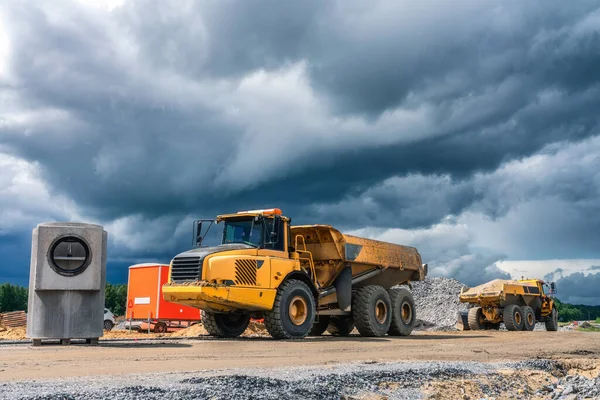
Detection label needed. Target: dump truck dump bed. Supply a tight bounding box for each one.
[459,279,543,307]
[291,225,426,289]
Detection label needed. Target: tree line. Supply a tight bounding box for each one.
[0,282,128,316]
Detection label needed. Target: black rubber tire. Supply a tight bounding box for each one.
[467,307,485,330]
[201,310,251,338]
[327,317,355,336]
[503,304,524,331]
[103,320,114,331]
[264,279,316,339]
[522,306,536,331]
[308,316,330,336]
[352,285,392,337]
[153,322,167,333]
[388,288,416,336]
[545,307,558,332]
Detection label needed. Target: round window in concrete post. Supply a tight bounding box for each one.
[47,235,92,276]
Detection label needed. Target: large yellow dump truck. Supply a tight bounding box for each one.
[459,279,558,331]
[162,208,427,339]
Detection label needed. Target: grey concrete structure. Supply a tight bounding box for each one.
[26,222,107,344]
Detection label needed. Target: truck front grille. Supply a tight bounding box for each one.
[234,259,257,286]
[171,256,202,282]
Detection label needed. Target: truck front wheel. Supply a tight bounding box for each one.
[388,288,416,336]
[201,311,250,338]
[503,304,524,331]
[352,285,392,337]
[264,279,316,339]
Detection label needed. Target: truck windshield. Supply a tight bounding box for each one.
[221,218,263,248]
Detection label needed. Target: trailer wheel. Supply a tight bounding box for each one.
[545,307,558,332]
[503,304,524,331]
[352,285,392,337]
[467,307,485,330]
[522,306,536,331]
[327,317,355,336]
[201,311,251,338]
[153,322,167,333]
[264,279,316,339]
[388,288,416,336]
[308,316,330,336]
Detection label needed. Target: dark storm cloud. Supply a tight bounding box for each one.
[554,272,600,306]
[1,1,600,298]
[2,0,600,227]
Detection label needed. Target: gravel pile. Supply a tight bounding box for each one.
[536,373,600,399]
[397,277,469,331]
[5,359,596,400]
[0,360,513,400]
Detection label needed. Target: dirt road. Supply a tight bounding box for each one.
[1,331,598,382]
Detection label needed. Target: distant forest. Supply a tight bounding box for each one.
[0,282,599,322]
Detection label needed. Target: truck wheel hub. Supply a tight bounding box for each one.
[401,302,412,323]
[289,296,308,326]
[375,300,387,324]
[515,312,522,325]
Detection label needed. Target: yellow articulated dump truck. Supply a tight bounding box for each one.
[162,208,427,339]
[459,279,558,331]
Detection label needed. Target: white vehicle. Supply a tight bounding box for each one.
[103,308,115,331]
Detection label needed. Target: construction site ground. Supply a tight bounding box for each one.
[1,330,599,399]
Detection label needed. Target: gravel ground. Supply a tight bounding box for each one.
[2,359,598,400]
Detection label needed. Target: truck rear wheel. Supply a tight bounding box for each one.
[201,311,250,338]
[264,279,316,339]
[467,307,485,330]
[545,307,558,331]
[352,285,392,337]
[503,304,524,331]
[388,288,416,336]
[522,306,536,331]
[327,316,355,336]
[308,316,330,336]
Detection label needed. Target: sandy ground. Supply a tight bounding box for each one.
[0,331,598,382]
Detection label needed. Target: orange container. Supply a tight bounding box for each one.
[126,263,201,322]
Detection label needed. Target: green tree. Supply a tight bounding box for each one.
[0,283,28,313]
[105,283,127,316]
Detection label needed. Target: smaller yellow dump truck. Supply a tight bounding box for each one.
[459,279,558,331]
[162,208,427,339]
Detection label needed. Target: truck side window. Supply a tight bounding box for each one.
[265,218,284,251]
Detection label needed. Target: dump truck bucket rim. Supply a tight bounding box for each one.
[401,302,412,324]
[289,296,308,326]
[375,299,388,324]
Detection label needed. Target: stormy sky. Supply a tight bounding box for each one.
[1,0,600,305]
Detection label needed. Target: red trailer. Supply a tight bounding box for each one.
[126,263,201,333]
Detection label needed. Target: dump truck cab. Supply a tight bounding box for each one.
[163,208,301,312]
[163,208,427,339]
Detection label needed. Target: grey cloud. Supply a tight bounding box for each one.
[555,272,600,306]
[544,268,565,283]
[588,266,600,271]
